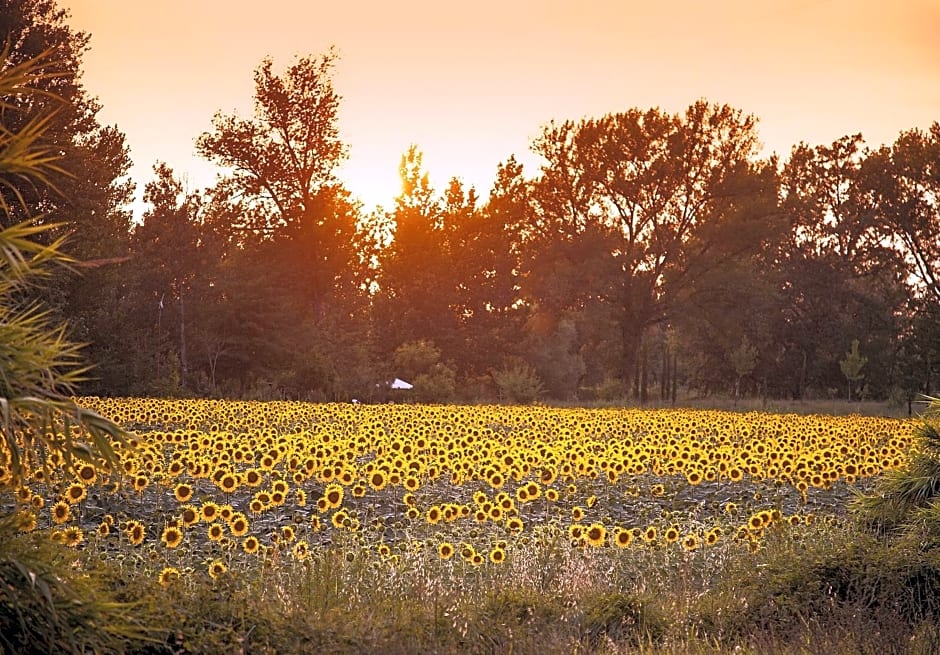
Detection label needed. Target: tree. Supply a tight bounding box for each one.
[130,162,215,392]
[729,336,759,402]
[373,147,458,356]
[530,101,778,398]
[196,50,344,233]
[772,135,908,400]
[840,339,868,401]
[861,124,940,305]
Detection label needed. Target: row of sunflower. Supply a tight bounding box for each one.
[0,397,917,584]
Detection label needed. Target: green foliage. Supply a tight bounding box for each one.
[852,398,940,534]
[0,514,161,654]
[587,376,625,402]
[695,521,940,647]
[393,339,442,381]
[393,340,457,403]
[492,360,544,404]
[0,50,126,486]
[840,339,868,401]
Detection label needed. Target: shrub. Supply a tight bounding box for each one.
[492,361,544,404]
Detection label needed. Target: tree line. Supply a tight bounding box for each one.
[3,0,938,405]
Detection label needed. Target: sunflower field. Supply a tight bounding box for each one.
[3,398,938,654]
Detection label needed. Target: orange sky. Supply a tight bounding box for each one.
[60,0,940,218]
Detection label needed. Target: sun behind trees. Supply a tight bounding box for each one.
[6,0,935,405]
[104,46,940,404]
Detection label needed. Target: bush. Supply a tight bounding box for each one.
[0,514,162,654]
[492,361,544,404]
[852,397,940,535]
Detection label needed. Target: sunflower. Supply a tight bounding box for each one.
[15,511,36,532]
[682,533,700,552]
[505,517,524,533]
[200,502,220,522]
[460,544,475,561]
[489,546,506,564]
[368,470,387,491]
[705,528,722,546]
[293,540,310,561]
[126,520,146,546]
[77,463,97,486]
[487,471,505,489]
[161,526,184,549]
[29,494,44,510]
[331,510,348,529]
[208,523,225,542]
[229,513,250,537]
[524,481,541,500]
[243,535,261,554]
[180,505,200,527]
[426,506,442,525]
[295,489,307,507]
[158,567,181,588]
[208,559,227,579]
[470,552,484,566]
[97,521,110,538]
[244,468,263,487]
[438,542,455,560]
[64,526,84,548]
[133,474,149,492]
[281,525,296,542]
[249,499,266,515]
[571,506,585,522]
[219,473,240,493]
[272,479,289,494]
[14,486,32,504]
[324,483,344,509]
[643,526,657,544]
[586,523,606,547]
[545,488,559,502]
[51,501,71,524]
[64,483,86,505]
[174,483,194,503]
[613,527,633,548]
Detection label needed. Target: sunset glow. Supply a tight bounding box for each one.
[60,0,940,215]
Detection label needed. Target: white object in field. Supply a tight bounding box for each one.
[390,378,413,390]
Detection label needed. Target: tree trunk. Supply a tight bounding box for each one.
[670,354,678,405]
[179,284,187,389]
[660,343,668,402]
[640,344,649,405]
[620,314,644,401]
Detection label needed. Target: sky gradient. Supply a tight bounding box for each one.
[60,0,940,217]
